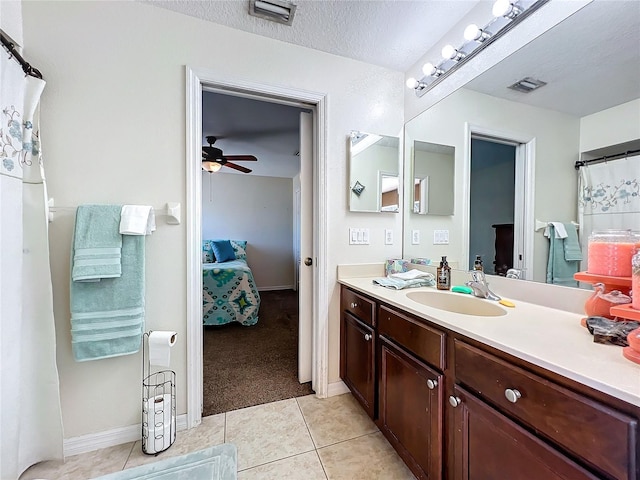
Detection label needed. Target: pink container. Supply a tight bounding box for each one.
[587,230,638,277]
[633,251,640,310]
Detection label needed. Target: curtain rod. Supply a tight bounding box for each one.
[0,31,43,79]
[574,148,640,170]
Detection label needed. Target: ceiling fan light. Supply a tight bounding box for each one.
[202,160,222,173]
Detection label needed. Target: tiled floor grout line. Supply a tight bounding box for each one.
[295,397,319,450]
[121,442,136,470]
[313,449,330,480]
[235,447,317,473]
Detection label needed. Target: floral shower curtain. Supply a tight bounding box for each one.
[578,155,640,265]
[0,47,63,478]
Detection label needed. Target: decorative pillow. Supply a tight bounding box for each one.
[211,240,236,263]
[202,240,215,263]
[230,240,247,260]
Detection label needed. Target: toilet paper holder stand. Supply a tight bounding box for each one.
[141,331,176,455]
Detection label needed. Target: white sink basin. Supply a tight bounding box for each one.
[406,291,507,317]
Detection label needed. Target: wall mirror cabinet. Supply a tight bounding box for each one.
[349,131,400,213]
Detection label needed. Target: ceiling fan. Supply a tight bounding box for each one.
[202,136,257,173]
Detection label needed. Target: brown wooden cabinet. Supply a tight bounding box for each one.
[379,337,443,479]
[339,285,640,480]
[449,384,599,480]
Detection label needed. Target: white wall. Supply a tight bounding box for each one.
[0,0,22,44]
[202,172,294,289]
[22,0,404,440]
[404,88,581,282]
[579,99,640,153]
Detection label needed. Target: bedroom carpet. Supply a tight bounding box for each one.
[202,289,314,417]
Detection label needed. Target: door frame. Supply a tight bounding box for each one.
[185,66,328,428]
[463,123,535,279]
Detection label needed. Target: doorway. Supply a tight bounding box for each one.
[464,125,535,280]
[185,67,329,429]
[200,92,313,415]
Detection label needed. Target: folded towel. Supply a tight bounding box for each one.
[70,234,145,361]
[562,222,582,261]
[546,224,579,287]
[120,205,156,235]
[72,205,123,282]
[390,269,435,281]
[373,276,435,290]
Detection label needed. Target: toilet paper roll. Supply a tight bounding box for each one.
[143,393,173,428]
[148,331,177,367]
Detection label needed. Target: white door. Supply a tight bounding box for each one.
[298,111,313,383]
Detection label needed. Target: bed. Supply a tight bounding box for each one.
[202,240,260,326]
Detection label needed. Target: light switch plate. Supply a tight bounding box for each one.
[434,229,449,245]
[385,229,393,245]
[412,230,420,245]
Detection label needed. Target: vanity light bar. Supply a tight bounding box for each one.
[407,0,548,97]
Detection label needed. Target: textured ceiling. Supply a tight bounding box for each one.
[143,0,479,71]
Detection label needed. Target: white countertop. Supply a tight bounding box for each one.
[339,276,640,407]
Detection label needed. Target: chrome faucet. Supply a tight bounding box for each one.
[466,271,501,301]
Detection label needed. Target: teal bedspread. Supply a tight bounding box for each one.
[203,259,260,326]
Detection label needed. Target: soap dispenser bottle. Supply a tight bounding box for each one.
[437,256,451,290]
[474,255,484,271]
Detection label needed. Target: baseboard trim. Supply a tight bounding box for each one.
[63,414,188,457]
[257,285,295,292]
[327,380,350,397]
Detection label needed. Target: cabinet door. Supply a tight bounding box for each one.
[450,385,599,480]
[341,312,375,417]
[379,337,443,480]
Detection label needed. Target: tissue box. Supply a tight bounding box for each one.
[410,258,431,265]
[385,259,410,276]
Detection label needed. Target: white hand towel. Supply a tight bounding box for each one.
[543,222,568,239]
[120,205,156,235]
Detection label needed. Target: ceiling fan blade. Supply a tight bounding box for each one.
[224,162,252,173]
[223,155,258,162]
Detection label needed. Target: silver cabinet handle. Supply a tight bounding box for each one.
[505,388,522,403]
[364,333,372,341]
[426,379,438,390]
[449,396,461,408]
[350,302,358,309]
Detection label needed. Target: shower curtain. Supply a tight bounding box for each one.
[578,155,640,266]
[0,48,63,478]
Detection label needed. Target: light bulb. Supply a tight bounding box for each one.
[442,45,464,61]
[422,62,443,77]
[464,24,481,41]
[406,77,419,89]
[211,162,222,172]
[492,0,521,18]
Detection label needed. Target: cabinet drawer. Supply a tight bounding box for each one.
[454,340,637,480]
[342,288,375,327]
[378,305,445,371]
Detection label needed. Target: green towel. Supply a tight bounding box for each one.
[70,233,145,361]
[562,222,582,261]
[546,225,579,287]
[72,205,123,281]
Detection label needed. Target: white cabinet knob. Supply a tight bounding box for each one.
[427,379,438,390]
[505,388,522,403]
[449,396,461,408]
[364,333,372,341]
[350,302,358,309]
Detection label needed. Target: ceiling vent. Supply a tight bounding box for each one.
[249,0,297,26]
[508,77,547,93]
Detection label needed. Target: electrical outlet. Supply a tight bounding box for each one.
[385,229,393,245]
[412,230,420,245]
[434,229,450,245]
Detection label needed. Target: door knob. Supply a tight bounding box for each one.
[304,257,313,266]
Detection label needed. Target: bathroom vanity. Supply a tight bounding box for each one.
[339,276,640,480]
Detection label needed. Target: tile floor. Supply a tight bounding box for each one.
[20,393,416,480]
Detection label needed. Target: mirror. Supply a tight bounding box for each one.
[403,1,640,284]
[412,141,454,215]
[349,131,400,213]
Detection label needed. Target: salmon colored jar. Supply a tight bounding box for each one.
[587,230,638,277]
[633,250,640,310]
